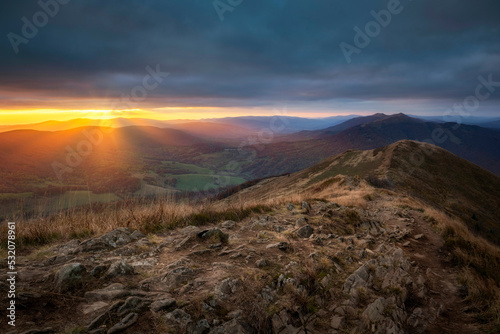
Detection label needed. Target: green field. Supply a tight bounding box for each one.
[161,161,213,174]
[0,193,33,200]
[174,174,246,192]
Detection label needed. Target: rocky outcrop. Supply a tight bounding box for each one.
[10,200,460,333]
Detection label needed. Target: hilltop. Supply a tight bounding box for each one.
[1,141,499,333]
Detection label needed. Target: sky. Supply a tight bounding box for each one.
[0,0,499,124]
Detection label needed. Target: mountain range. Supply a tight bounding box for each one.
[0,113,499,215]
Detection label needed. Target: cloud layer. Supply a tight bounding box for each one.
[1,0,499,115]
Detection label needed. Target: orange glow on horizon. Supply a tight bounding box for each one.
[0,107,358,126]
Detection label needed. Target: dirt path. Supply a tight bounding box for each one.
[372,202,480,334]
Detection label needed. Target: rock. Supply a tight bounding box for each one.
[106,261,135,277]
[286,203,295,211]
[209,319,251,334]
[82,301,110,315]
[130,230,146,240]
[43,255,75,266]
[227,309,243,319]
[198,228,229,243]
[90,265,108,277]
[193,319,210,334]
[175,235,195,251]
[266,241,290,251]
[162,267,197,288]
[107,312,138,334]
[166,309,192,327]
[117,296,152,315]
[414,234,424,240]
[363,297,386,322]
[302,201,311,212]
[85,283,147,302]
[74,228,136,253]
[330,315,345,329]
[151,298,177,312]
[271,309,304,334]
[295,217,308,227]
[214,278,240,296]
[273,224,286,232]
[255,259,268,268]
[221,220,236,229]
[296,225,314,238]
[55,263,86,292]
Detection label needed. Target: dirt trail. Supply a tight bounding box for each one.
[372,200,480,334]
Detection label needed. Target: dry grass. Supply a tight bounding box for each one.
[0,198,272,254]
[424,207,500,331]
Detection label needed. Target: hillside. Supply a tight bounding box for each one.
[245,114,500,177]
[1,141,499,333]
[231,140,500,245]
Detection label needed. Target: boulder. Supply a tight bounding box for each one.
[55,263,86,292]
[106,261,135,278]
[198,228,229,243]
[296,225,314,238]
[151,298,177,312]
[107,312,138,334]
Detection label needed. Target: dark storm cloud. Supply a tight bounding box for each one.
[0,0,499,112]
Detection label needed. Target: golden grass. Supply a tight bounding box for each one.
[424,207,500,331]
[0,198,273,253]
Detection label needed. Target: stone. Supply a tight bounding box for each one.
[330,315,345,329]
[287,203,295,211]
[175,235,195,251]
[302,201,311,212]
[414,234,424,240]
[90,265,108,277]
[221,220,236,229]
[363,297,386,322]
[107,312,139,334]
[74,228,135,253]
[116,296,152,315]
[151,298,177,312]
[227,309,243,319]
[296,225,314,238]
[193,319,210,334]
[198,228,229,243]
[295,217,308,227]
[55,263,86,292]
[266,241,290,251]
[82,301,109,315]
[273,224,286,232]
[255,259,268,268]
[166,309,192,327]
[106,261,135,278]
[85,283,127,301]
[215,278,240,296]
[130,230,146,240]
[162,267,197,288]
[209,319,251,334]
